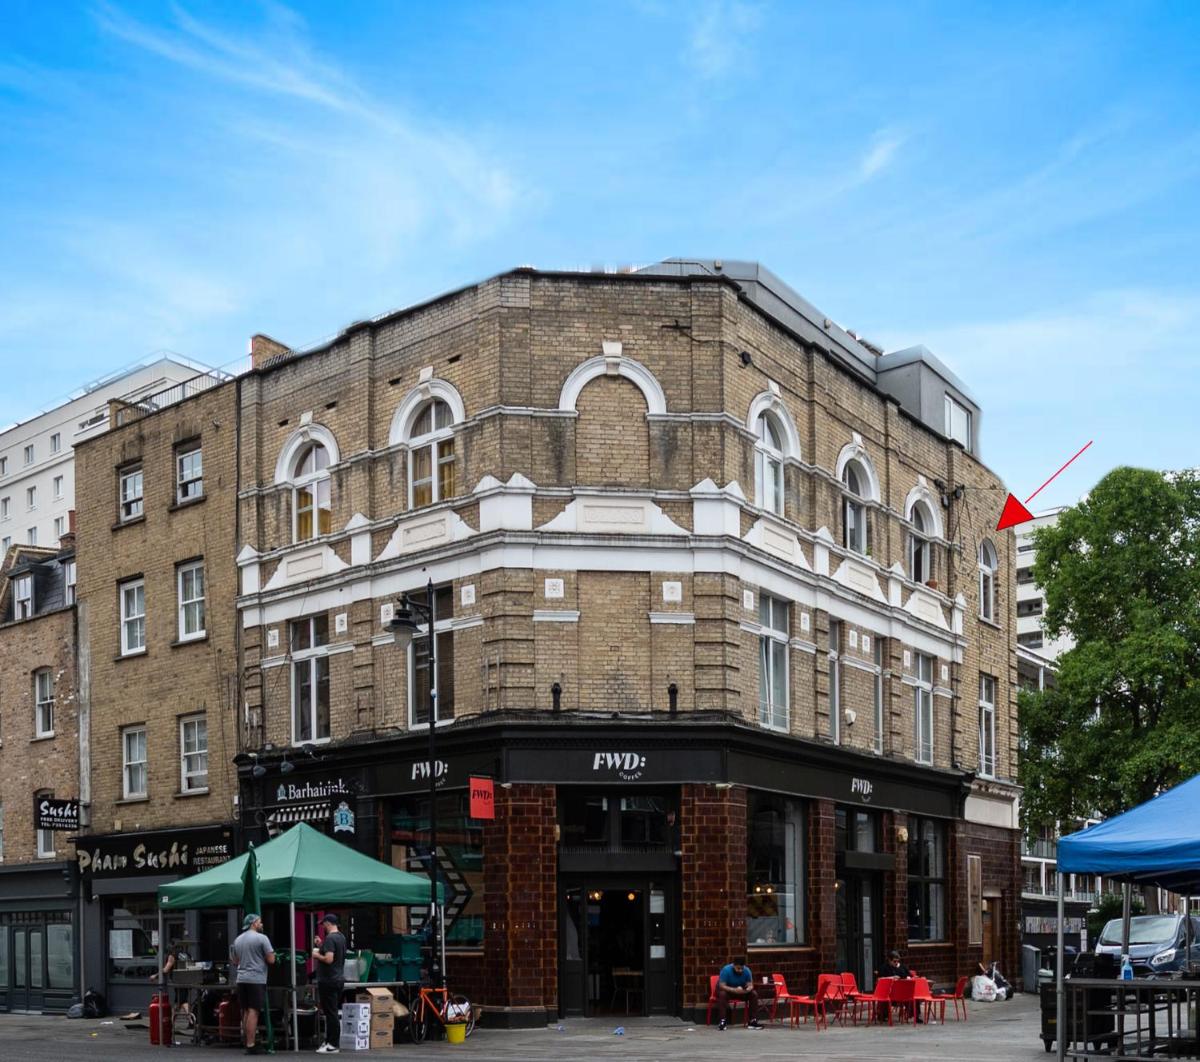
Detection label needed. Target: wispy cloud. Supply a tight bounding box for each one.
[685,0,763,79]
[859,128,906,180]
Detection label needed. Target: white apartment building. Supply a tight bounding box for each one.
[1015,506,1074,659]
[0,357,213,554]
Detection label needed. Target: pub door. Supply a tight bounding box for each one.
[8,924,46,1012]
[835,873,881,991]
[559,877,676,1017]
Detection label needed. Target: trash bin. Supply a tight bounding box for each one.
[1023,944,1041,993]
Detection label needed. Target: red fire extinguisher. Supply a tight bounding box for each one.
[149,991,173,1046]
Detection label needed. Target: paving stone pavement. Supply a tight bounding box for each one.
[0,994,1052,1062]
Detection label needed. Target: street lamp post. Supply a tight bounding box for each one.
[388,578,444,988]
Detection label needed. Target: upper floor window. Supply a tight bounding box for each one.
[177,447,203,503]
[757,593,789,732]
[978,539,998,621]
[408,585,455,727]
[26,486,36,510]
[120,466,144,522]
[292,443,331,542]
[23,444,34,466]
[34,669,54,737]
[944,394,971,450]
[26,527,37,546]
[64,560,76,605]
[54,516,66,539]
[53,475,63,500]
[0,496,8,520]
[50,432,61,454]
[35,791,55,858]
[0,456,6,476]
[177,561,206,641]
[873,637,886,755]
[120,578,146,655]
[291,614,331,743]
[979,674,997,778]
[909,503,933,584]
[914,653,934,764]
[14,574,33,619]
[122,726,147,799]
[408,399,456,509]
[828,619,841,744]
[842,461,870,555]
[2,535,11,553]
[753,412,785,515]
[180,713,208,792]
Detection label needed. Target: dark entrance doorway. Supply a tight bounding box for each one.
[835,873,881,991]
[560,877,674,1017]
[982,897,998,964]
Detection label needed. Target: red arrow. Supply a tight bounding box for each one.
[996,440,1093,531]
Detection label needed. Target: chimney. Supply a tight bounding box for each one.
[249,334,290,369]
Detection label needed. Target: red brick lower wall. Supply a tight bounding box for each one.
[479,784,558,1025]
[680,783,747,1017]
[955,819,1022,987]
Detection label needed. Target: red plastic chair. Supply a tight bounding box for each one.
[946,975,970,1021]
[852,976,894,1024]
[889,979,917,1025]
[705,974,750,1026]
[840,972,861,998]
[789,977,830,1029]
[913,977,939,1022]
[770,974,802,1023]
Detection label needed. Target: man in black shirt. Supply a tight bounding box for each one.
[312,914,347,1053]
[878,950,911,980]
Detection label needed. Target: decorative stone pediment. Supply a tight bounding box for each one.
[262,543,349,591]
[902,585,951,630]
[537,495,688,536]
[743,516,811,569]
[375,508,476,561]
[830,557,888,603]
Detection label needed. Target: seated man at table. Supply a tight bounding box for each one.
[716,958,762,1030]
[877,949,912,980]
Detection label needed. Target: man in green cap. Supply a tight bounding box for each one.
[231,913,275,1054]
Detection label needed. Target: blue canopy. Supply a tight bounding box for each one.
[1058,773,1200,894]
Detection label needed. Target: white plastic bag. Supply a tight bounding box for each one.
[972,975,998,1002]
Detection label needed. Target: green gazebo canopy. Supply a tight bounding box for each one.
[157,822,443,909]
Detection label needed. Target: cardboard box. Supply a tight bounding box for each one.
[356,987,394,1017]
[369,1026,393,1050]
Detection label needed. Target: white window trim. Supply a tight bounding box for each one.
[179,713,209,793]
[290,617,333,745]
[405,402,457,510]
[64,560,77,605]
[978,541,998,621]
[944,394,972,451]
[23,444,34,466]
[120,466,144,522]
[120,578,146,656]
[757,594,790,733]
[914,654,934,765]
[122,726,148,799]
[753,412,786,516]
[26,486,36,511]
[828,622,841,745]
[979,675,997,779]
[34,669,54,738]
[290,447,332,544]
[53,476,63,500]
[177,447,204,503]
[873,640,885,755]
[0,497,8,520]
[177,561,206,642]
[36,817,56,859]
[841,460,871,555]
[14,574,33,619]
[50,432,61,454]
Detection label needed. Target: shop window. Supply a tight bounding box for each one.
[291,614,331,743]
[34,668,54,737]
[180,713,208,792]
[409,585,454,727]
[753,411,785,515]
[560,794,610,848]
[836,807,881,853]
[176,445,203,503]
[914,653,933,764]
[407,399,457,509]
[907,817,947,941]
[619,796,669,847]
[119,465,143,522]
[559,791,676,851]
[757,593,789,731]
[747,792,806,946]
[978,674,997,778]
[47,922,73,989]
[291,442,332,542]
[108,898,183,981]
[390,792,482,948]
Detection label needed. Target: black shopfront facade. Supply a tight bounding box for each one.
[74,823,237,1014]
[236,717,1005,1026]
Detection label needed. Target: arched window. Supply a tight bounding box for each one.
[754,412,785,515]
[292,442,331,542]
[842,461,869,555]
[978,539,998,621]
[408,398,456,508]
[909,503,933,584]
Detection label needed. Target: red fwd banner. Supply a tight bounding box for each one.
[469,777,495,819]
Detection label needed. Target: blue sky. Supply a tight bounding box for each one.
[2,2,1198,510]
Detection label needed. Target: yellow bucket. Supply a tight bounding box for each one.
[446,1022,467,1044]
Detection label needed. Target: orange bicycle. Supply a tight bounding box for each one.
[407,984,476,1042]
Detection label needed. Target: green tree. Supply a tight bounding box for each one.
[1019,467,1200,831]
